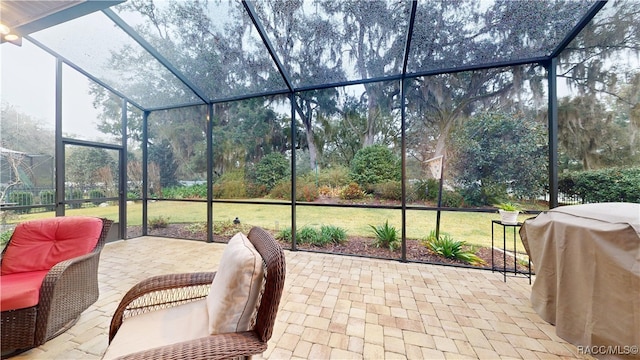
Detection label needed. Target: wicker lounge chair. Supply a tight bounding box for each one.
[1,217,113,357]
[104,226,286,360]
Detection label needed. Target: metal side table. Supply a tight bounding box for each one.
[491,220,531,284]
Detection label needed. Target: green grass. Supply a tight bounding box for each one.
[8,200,532,250]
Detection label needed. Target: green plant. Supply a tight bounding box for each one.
[320,225,347,245]
[89,189,106,205]
[213,220,251,236]
[249,153,290,191]
[269,180,319,202]
[0,229,13,249]
[277,225,347,247]
[298,226,322,245]
[276,227,293,242]
[559,167,640,203]
[148,216,169,229]
[410,179,439,202]
[372,181,402,201]
[496,202,520,211]
[212,180,247,199]
[340,183,365,200]
[186,222,206,236]
[369,220,399,251]
[423,230,485,266]
[350,145,401,190]
[66,189,84,209]
[39,190,55,210]
[9,191,33,213]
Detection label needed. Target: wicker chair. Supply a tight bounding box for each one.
[105,226,286,360]
[1,217,113,357]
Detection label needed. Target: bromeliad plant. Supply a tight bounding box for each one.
[369,220,400,251]
[423,230,485,266]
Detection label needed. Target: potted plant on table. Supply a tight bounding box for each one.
[496,202,521,225]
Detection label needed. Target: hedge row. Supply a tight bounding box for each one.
[559,167,640,203]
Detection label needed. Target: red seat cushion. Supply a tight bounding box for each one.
[0,270,49,310]
[1,217,103,276]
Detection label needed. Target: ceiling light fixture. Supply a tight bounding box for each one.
[0,23,9,35]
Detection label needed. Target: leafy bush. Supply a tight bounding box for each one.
[276,227,293,242]
[451,112,547,204]
[320,225,347,245]
[148,216,169,229]
[349,145,401,190]
[442,190,464,208]
[1,229,14,250]
[269,181,319,202]
[369,220,400,251]
[249,153,290,191]
[39,190,55,210]
[340,183,365,200]
[559,167,640,203]
[186,222,206,236]
[316,166,351,187]
[9,191,33,213]
[163,184,207,199]
[66,189,84,209]
[213,180,247,199]
[277,225,347,246]
[213,220,250,236]
[297,183,319,202]
[127,191,140,200]
[298,226,322,245]
[372,181,402,201]
[410,179,439,202]
[423,230,484,266]
[89,189,106,205]
[245,183,268,198]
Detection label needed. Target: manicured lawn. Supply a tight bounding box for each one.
[9,200,532,251]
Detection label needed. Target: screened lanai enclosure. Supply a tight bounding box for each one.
[1,0,639,265]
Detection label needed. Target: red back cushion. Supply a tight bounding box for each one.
[1,217,103,275]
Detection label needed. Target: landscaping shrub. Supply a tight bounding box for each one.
[410,179,439,202]
[422,230,484,266]
[89,189,106,205]
[442,190,464,208]
[369,220,400,251]
[148,216,169,229]
[39,190,55,210]
[163,184,207,199]
[213,180,247,199]
[127,191,140,200]
[349,145,401,191]
[248,153,290,191]
[0,229,14,249]
[298,226,322,245]
[320,225,347,245]
[66,189,84,209]
[9,191,33,213]
[559,167,640,203]
[277,225,347,246]
[276,227,293,242]
[186,222,206,236]
[340,183,365,200]
[297,182,319,202]
[372,181,402,201]
[245,183,268,198]
[316,166,351,187]
[269,180,319,202]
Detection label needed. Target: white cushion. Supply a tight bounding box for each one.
[102,299,209,360]
[206,232,264,334]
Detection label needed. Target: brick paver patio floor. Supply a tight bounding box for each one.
[10,236,591,360]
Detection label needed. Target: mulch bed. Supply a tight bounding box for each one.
[126,223,532,273]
